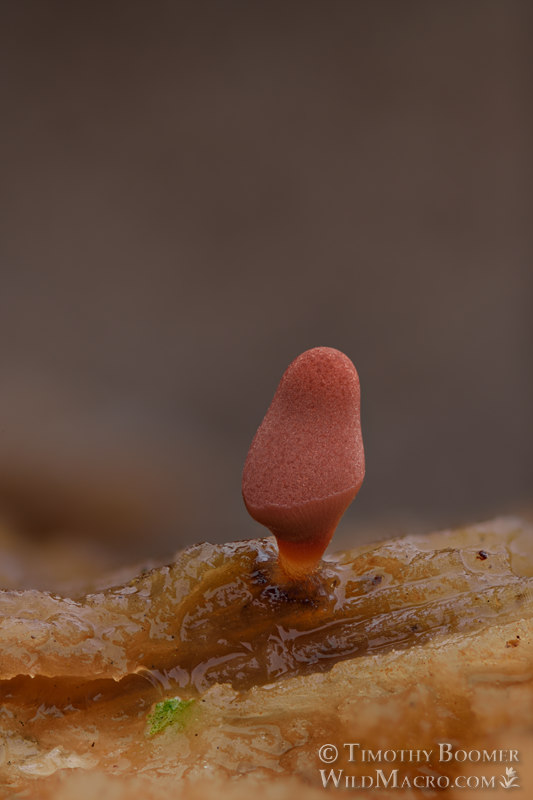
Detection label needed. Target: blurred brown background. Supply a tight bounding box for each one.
[0,1,531,565]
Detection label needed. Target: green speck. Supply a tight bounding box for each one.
[147,697,195,736]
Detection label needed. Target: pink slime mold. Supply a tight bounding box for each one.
[242,347,365,579]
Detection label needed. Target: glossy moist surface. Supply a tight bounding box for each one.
[1,517,532,798]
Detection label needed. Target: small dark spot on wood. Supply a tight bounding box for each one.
[261,585,289,603]
[371,575,383,586]
[251,569,268,585]
[91,742,95,747]
[477,550,489,560]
